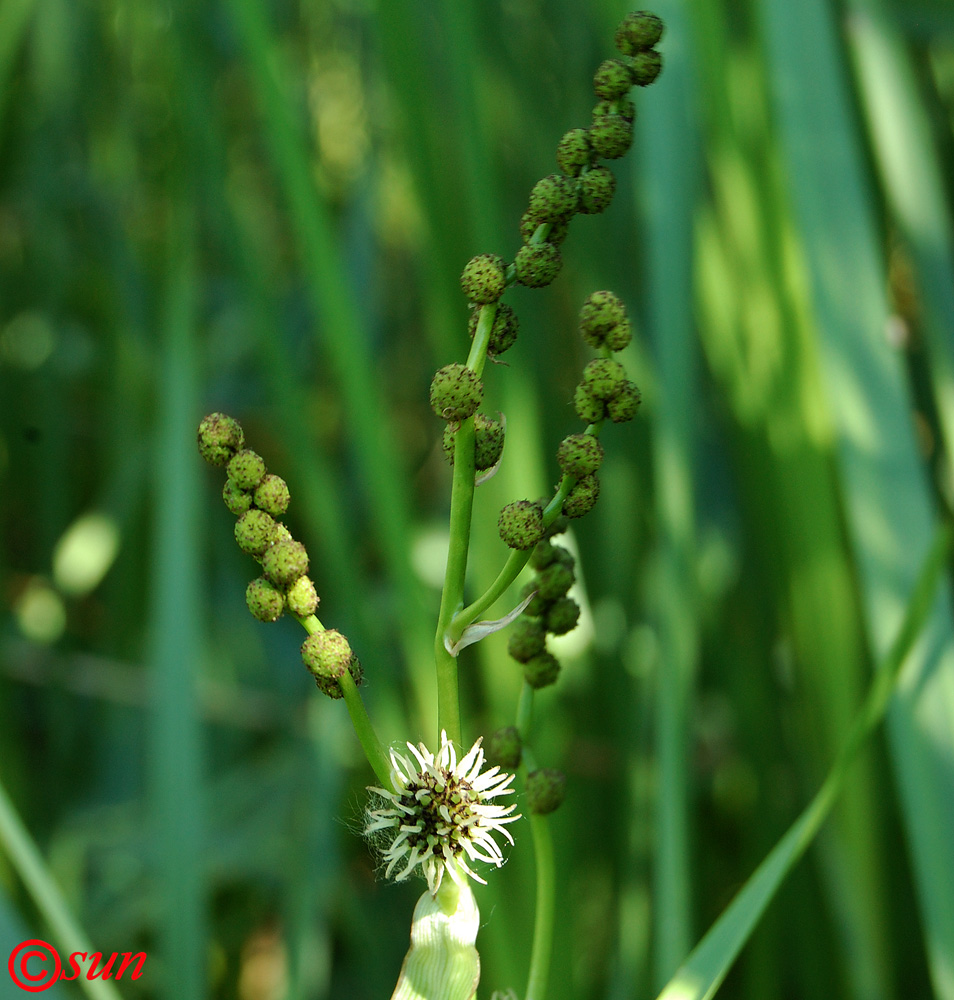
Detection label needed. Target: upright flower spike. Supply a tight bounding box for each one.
[366,731,520,896]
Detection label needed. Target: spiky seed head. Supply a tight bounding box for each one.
[223,479,253,516]
[562,474,601,518]
[301,629,362,699]
[535,562,575,603]
[589,114,634,159]
[227,449,267,491]
[519,211,570,247]
[594,58,634,100]
[430,364,483,421]
[197,412,245,467]
[507,617,547,664]
[630,49,663,86]
[529,540,557,571]
[246,577,285,622]
[544,515,570,538]
[605,318,633,352]
[615,10,664,55]
[573,383,606,424]
[234,509,280,557]
[552,544,575,569]
[523,651,561,689]
[556,128,592,176]
[514,243,562,288]
[252,474,290,516]
[557,433,605,478]
[545,596,580,636]
[469,302,521,355]
[617,97,638,122]
[582,358,627,400]
[498,500,545,550]
[580,290,627,346]
[461,253,507,304]
[520,581,550,618]
[578,166,616,215]
[526,768,567,814]
[487,726,523,769]
[262,538,309,587]
[286,575,319,617]
[607,380,642,422]
[443,414,506,471]
[528,174,579,222]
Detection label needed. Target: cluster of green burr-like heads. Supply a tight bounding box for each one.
[196,413,362,699]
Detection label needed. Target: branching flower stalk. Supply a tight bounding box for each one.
[197,11,664,1000]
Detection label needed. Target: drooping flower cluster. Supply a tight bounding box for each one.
[366,732,519,895]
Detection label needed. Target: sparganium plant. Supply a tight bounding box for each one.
[197,12,664,999]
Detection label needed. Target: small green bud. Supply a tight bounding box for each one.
[253,474,290,517]
[552,544,575,569]
[582,358,627,400]
[607,380,642,422]
[274,523,293,544]
[521,581,550,617]
[301,629,362,699]
[528,174,579,222]
[556,128,592,176]
[545,596,580,636]
[228,449,267,491]
[487,726,523,769]
[223,479,253,516]
[507,617,547,664]
[498,500,545,550]
[246,577,285,622]
[615,10,664,55]
[594,58,634,100]
[234,509,280,557]
[589,113,634,159]
[536,562,574,602]
[470,302,520,355]
[630,49,663,86]
[617,97,638,123]
[519,212,570,247]
[574,383,606,424]
[563,474,601,518]
[430,364,484,422]
[443,414,505,471]
[526,768,567,814]
[286,575,319,617]
[514,243,562,288]
[557,433,605,478]
[578,166,616,215]
[197,412,244,467]
[262,538,309,587]
[529,540,557,571]
[460,253,507,304]
[523,651,561,689]
[580,290,627,346]
[605,318,633,352]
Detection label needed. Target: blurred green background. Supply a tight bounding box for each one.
[3,0,954,998]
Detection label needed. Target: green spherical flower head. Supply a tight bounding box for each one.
[528,174,579,222]
[262,538,309,587]
[429,364,483,421]
[552,544,575,569]
[615,10,664,55]
[523,651,561,689]
[544,515,570,538]
[589,113,634,159]
[578,166,616,215]
[469,302,520,355]
[545,596,580,636]
[617,97,638,123]
[580,290,627,346]
[223,479,253,516]
[487,726,523,769]
[519,211,570,247]
[529,540,557,571]
[228,449,267,491]
[557,433,605,478]
[573,383,606,424]
[536,561,575,602]
[607,380,642,422]
[556,128,592,176]
[301,629,361,699]
[253,474,290,517]
[594,58,634,100]
[475,414,505,471]
[605,318,633,352]
[235,509,280,557]
[460,253,507,304]
[286,575,319,617]
[514,243,562,288]
[246,577,285,622]
[582,358,627,400]
[563,474,601,518]
[508,616,547,664]
[630,48,663,86]
[521,581,550,618]
[526,768,567,814]
[498,500,545,550]
[197,412,244,467]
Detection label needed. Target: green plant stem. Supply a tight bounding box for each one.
[525,813,556,1000]
[516,681,535,736]
[0,778,124,1000]
[433,305,496,747]
[295,613,394,792]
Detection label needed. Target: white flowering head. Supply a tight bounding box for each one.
[365,730,520,895]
